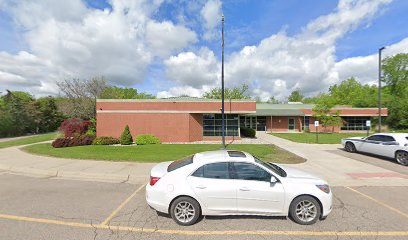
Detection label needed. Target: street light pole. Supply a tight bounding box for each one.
[378,47,385,133]
[221,15,225,148]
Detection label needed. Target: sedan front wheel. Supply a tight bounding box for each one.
[395,151,408,166]
[289,196,321,225]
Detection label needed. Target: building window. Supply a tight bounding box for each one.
[203,114,239,136]
[303,116,310,130]
[341,117,370,131]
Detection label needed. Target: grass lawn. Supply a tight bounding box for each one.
[271,132,367,144]
[22,143,306,164]
[0,132,58,149]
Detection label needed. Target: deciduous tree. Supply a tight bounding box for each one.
[57,77,107,119]
[287,89,304,102]
[382,53,408,129]
[203,84,250,99]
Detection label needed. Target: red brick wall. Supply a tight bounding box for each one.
[96,100,256,142]
[266,116,303,132]
[189,114,203,142]
[96,113,199,142]
[97,100,255,113]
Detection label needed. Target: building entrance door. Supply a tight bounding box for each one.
[256,116,266,131]
[288,118,295,131]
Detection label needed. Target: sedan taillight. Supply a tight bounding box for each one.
[150,176,160,186]
[316,184,330,194]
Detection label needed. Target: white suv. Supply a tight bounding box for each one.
[146,150,332,226]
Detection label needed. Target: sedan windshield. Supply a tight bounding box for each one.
[255,158,287,177]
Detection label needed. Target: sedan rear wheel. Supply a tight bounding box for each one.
[289,196,321,225]
[395,151,408,166]
[345,142,356,153]
[170,197,200,226]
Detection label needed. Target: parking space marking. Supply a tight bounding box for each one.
[100,184,145,226]
[0,213,96,229]
[346,187,408,220]
[1,212,408,236]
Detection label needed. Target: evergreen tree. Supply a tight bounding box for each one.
[120,125,133,145]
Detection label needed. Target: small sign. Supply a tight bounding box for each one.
[314,121,319,127]
[366,120,371,127]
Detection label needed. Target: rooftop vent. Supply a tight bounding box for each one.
[227,151,246,158]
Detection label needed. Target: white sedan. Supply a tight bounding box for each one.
[341,133,408,166]
[146,150,332,226]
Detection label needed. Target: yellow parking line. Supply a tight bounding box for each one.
[100,184,145,226]
[0,213,98,229]
[1,212,408,236]
[346,187,408,220]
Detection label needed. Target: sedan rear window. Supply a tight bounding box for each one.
[192,162,231,179]
[167,155,194,172]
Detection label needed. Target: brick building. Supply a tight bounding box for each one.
[96,98,388,142]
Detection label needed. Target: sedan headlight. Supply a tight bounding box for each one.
[316,184,330,194]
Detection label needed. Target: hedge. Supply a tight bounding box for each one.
[52,135,95,148]
[135,134,161,145]
[240,127,256,138]
[92,136,120,145]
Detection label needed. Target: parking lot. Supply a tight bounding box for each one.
[0,172,407,240]
[330,148,408,175]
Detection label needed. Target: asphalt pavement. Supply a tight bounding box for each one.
[329,148,408,175]
[0,173,407,240]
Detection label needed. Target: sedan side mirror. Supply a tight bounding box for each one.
[270,176,278,183]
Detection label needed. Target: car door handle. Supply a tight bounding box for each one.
[196,185,206,189]
[239,187,250,191]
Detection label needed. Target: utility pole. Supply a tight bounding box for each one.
[378,47,385,133]
[221,15,225,148]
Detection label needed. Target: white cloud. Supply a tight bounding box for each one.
[157,85,211,98]
[0,0,196,95]
[163,0,395,101]
[146,20,197,57]
[0,51,68,93]
[0,0,405,101]
[164,47,219,88]
[333,37,408,86]
[225,0,394,100]
[200,0,222,41]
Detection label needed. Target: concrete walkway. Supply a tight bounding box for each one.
[257,132,408,186]
[0,146,155,184]
[0,135,34,143]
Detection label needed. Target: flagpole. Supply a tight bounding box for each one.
[221,15,225,148]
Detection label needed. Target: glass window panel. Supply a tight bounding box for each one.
[203,114,239,136]
[232,163,271,182]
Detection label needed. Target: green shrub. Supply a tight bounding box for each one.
[135,134,161,145]
[240,127,256,138]
[120,125,133,145]
[92,136,120,145]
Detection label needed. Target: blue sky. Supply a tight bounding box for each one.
[0,0,407,99]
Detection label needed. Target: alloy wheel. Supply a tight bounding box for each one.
[396,151,408,166]
[174,201,196,223]
[295,200,317,223]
